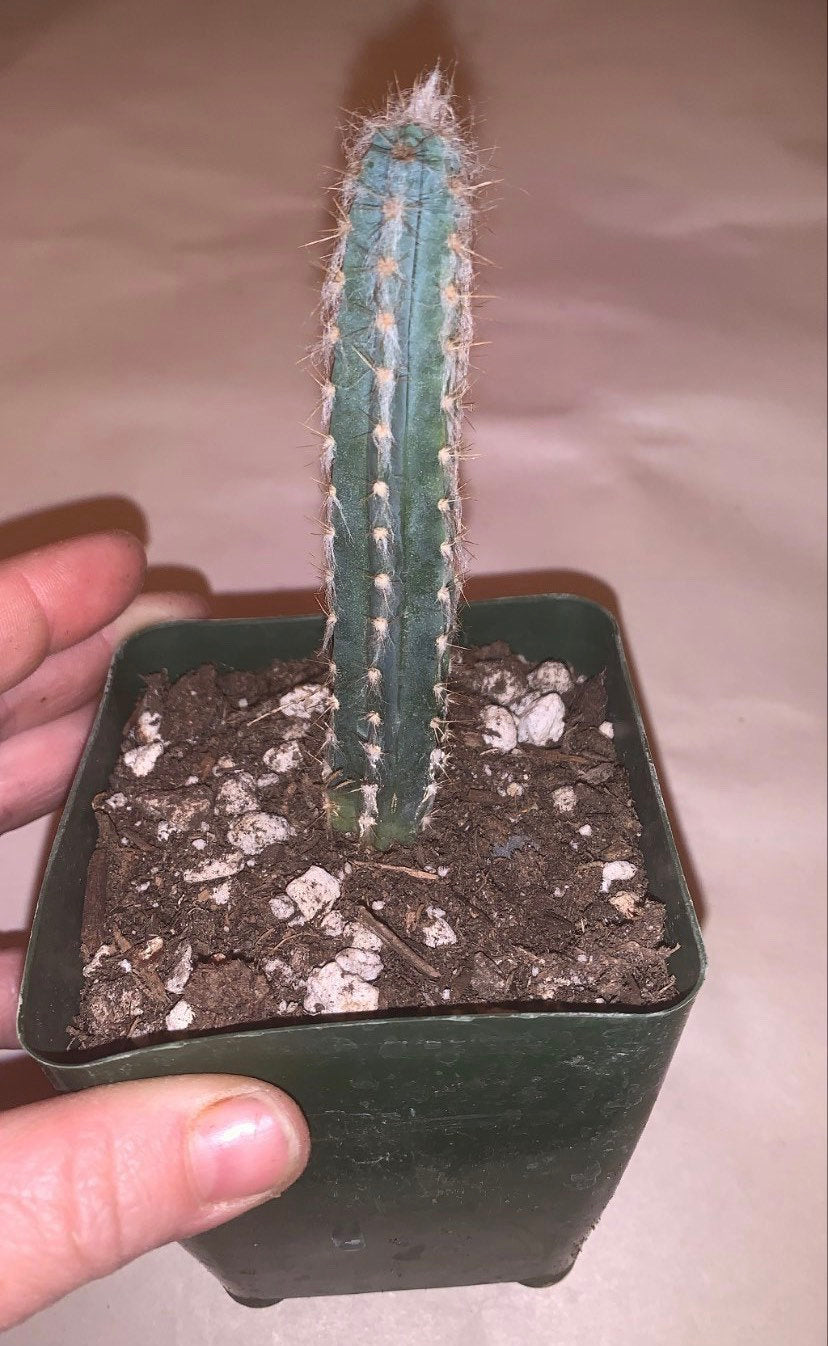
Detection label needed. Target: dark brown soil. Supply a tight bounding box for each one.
[71,644,678,1051]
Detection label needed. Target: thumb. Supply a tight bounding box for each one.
[0,1075,309,1330]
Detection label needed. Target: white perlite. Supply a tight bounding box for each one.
[319,911,345,938]
[335,948,383,981]
[183,853,245,884]
[348,922,383,951]
[420,906,457,948]
[136,936,164,961]
[123,742,164,777]
[516,692,566,746]
[480,667,526,707]
[263,955,304,990]
[609,890,640,919]
[601,860,637,893]
[319,913,382,950]
[216,773,259,816]
[527,660,573,695]
[136,710,162,743]
[269,896,296,921]
[226,811,291,855]
[262,741,302,773]
[165,1000,194,1031]
[146,792,210,837]
[304,962,379,1015]
[106,793,127,809]
[553,785,577,814]
[480,704,517,752]
[278,684,330,720]
[82,945,115,978]
[208,880,232,905]
[578,824,593,837]
[287,866,341,921]
[164,942,193,995]
[599,721,614,739]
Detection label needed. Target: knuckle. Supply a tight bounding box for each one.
[60,1123,132,1281]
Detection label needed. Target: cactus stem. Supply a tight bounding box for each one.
[317,69,479,845]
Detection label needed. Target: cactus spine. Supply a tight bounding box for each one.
[318,72,476,848]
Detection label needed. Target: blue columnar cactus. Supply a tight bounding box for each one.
[317,72,477,848]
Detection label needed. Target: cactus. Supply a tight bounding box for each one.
[317,71,477,848]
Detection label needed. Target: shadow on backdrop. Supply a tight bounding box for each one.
[342,0,476,123]
[306,0,480,297]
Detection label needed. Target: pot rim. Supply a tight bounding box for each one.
[18,594,707,1071]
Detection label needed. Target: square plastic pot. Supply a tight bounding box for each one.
[18,595,706,1304]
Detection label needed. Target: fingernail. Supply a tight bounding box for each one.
[189,1090,304,1206]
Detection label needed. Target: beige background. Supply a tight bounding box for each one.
[1,1,826,1342]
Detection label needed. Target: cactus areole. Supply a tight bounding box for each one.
[319,73,477,848]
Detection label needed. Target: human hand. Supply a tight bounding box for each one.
[0,533,310,1329]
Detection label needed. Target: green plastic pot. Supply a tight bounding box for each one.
[18,596,705,1304]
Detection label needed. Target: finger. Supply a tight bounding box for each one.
[0,703,97,834]
[0,533,145,695]
[0,941,25,1048]
[0,1075,310,1330]
[0,591,209,740]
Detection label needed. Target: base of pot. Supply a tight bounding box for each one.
[518,1266,575,1290]
[224,1266,576,1308]
[226,1292,283,1309]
